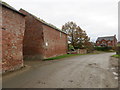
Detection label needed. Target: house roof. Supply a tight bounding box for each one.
[20,9,67,35]
[0,1,25,16]
[97,36,116,41]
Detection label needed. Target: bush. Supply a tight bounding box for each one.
[116,46,120,55]
[68,45,75,51]
[94,46,112,51]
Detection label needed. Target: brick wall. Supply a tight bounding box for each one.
[19,9,44,60]
[76,49,87,54]
[96,39,116,47]
[20,9,68,60]
[0,5,2,73]
[42,24,68,59]
[2,7,25,73]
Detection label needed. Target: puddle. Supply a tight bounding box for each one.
[69,80,74,83]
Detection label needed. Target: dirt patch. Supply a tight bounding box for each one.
[109,57,118,68]
[3,65,30,80]
[88,63,99,68]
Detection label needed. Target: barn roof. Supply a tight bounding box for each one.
[97,36,115,41]
[20,9,67,35]
[0,1,25,16]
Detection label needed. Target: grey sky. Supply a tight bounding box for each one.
[3,0,119,42]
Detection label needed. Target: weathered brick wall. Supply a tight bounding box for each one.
[42,24,68,59]
[0,5,2,73]
[76,49,87,54]
[20,9,67,60]
[19,9,44,60]
[2,7,25,73]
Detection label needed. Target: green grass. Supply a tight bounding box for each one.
[44,51,109,61]
[112,54,120,58]
[44,54,82,60]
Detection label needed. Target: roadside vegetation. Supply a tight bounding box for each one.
[44,54,82,60]
[44,50,105,61]
[116,44,120,55]
[111,43,120,58]
[94,46,115,52]
[112,54,120,58]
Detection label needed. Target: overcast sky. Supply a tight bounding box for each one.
[3,0,119,42]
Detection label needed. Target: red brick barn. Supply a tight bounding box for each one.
[96,35,117,47]
[19,9,68,60]
[1,2,25,73]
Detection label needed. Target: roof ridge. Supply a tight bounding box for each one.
[20,9,67,34]
[98,36,114,38]
[1,1,25,16]
[97,35,115,41]
[98,36,114,37]
[0,1,16,10]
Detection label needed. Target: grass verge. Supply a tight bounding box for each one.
[44,51,109,61]
[111,54,120,58]
[44,54,82,60]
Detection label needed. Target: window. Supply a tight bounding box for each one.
[97,42,99,44]
[102,41,105,44]
[2,27,6,30]
[108,41,111,43]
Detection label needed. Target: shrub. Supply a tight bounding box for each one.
[94,46,112,51]
[68,45,75,51]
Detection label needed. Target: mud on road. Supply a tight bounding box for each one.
[3,53,118,88]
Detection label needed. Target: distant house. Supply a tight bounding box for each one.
[19,9,68,60]
[96,35,117,47]
[1,2,25,73]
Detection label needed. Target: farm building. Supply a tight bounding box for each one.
[1,2,25,73]
[96,35,117,47]
[19,9,68,60]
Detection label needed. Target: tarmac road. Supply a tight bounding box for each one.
[2,53,118,88]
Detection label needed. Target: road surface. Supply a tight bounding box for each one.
[3,53,118,88]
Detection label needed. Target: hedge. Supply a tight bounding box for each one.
[94,46,112,51]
